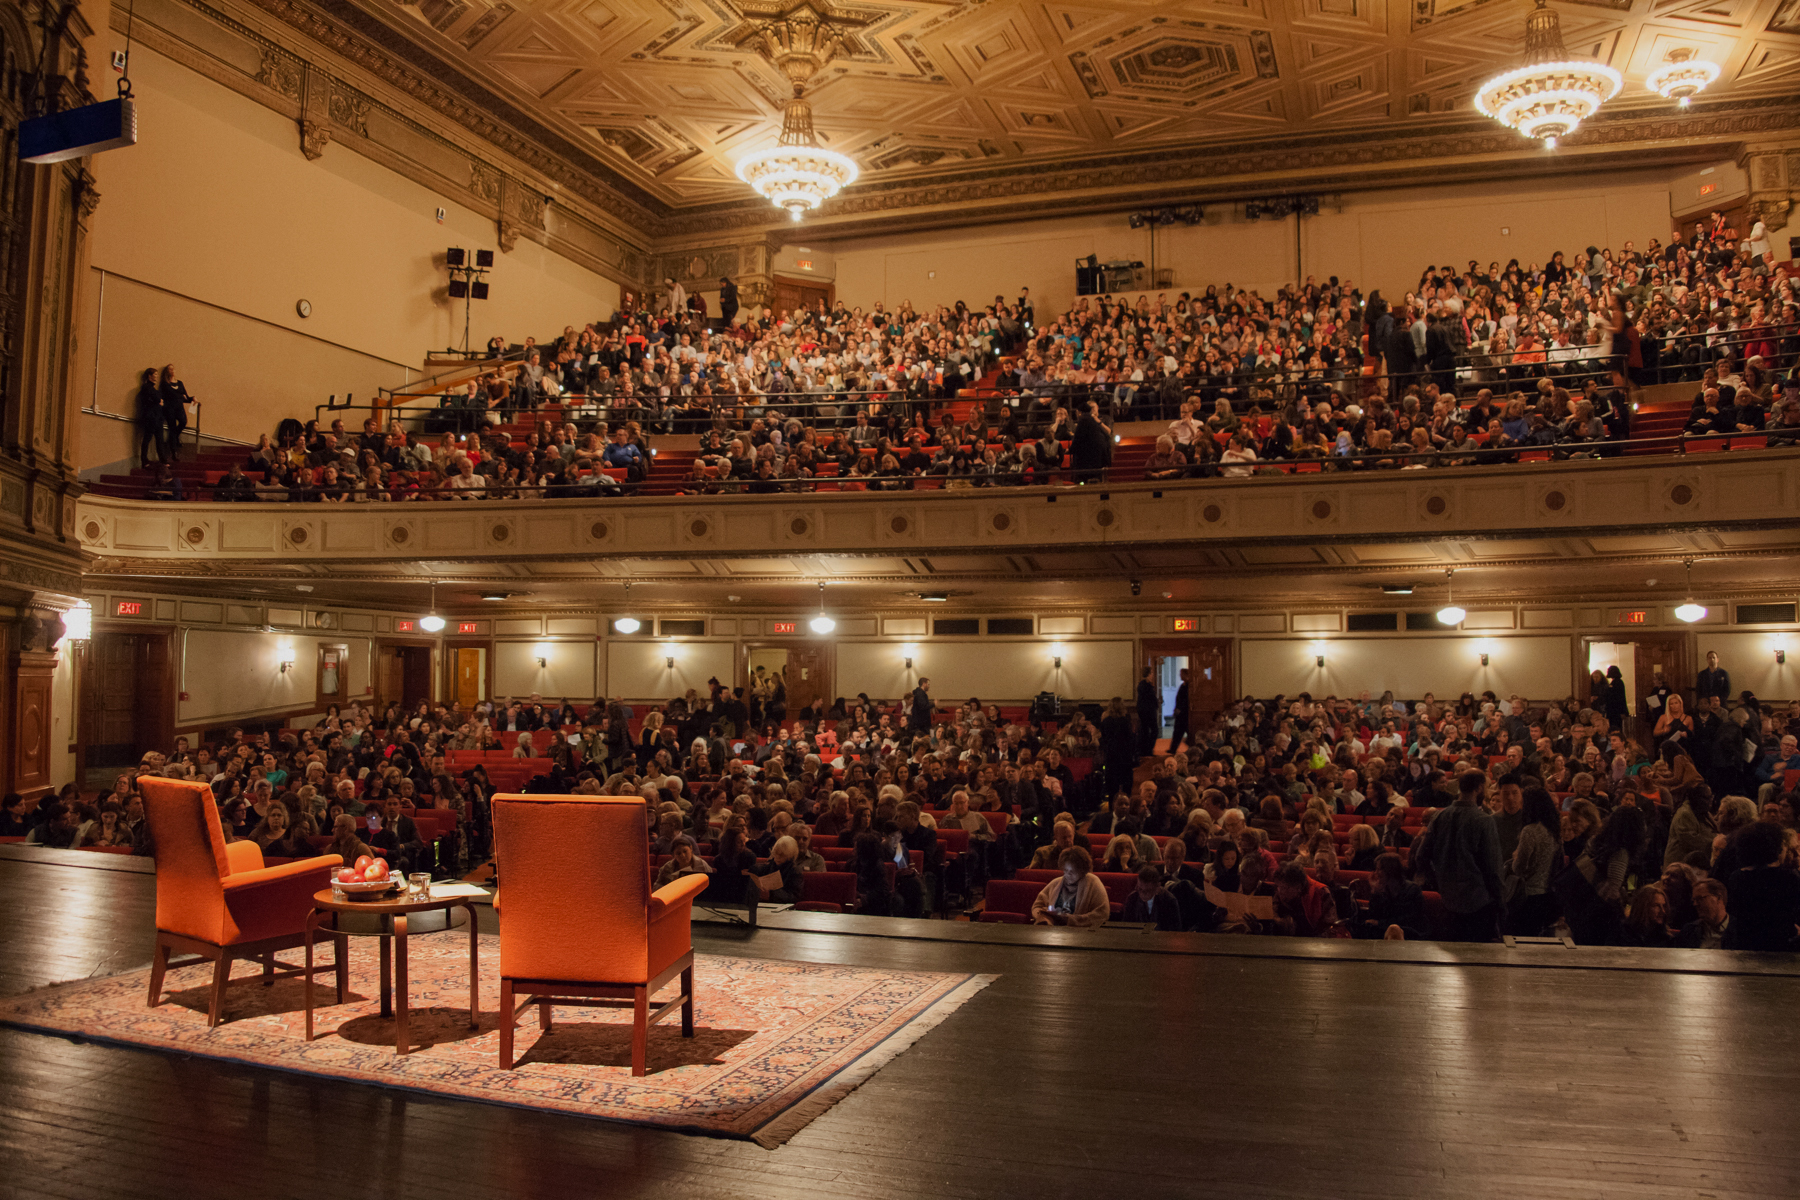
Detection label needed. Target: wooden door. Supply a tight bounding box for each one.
[1142,638,1234,729]
[402,647,434,708]
[786,648,827,716]
[455,648,483,708]
[90,634,138,765]
[771,279,831,320]
[1633,634,1693,726]
[376,647,403,710]
[135,633,173,756]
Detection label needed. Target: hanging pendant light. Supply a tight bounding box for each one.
[1474,0,1622,149]
[733,6,860,222]
[419,581,446,633]
[809,580,836,634]
[1437,568,1467,627]
[613,582,640,634]
[1674,559,1707,623]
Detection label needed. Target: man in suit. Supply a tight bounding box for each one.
[1169,668,1191,755]
[910,677,933,732]
[1696,651,1731,707]
[717,275,739,327]
[1136,667,1161,755]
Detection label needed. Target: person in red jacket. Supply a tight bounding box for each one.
[1273,862,1340,936]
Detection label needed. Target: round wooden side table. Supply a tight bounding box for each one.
[305,886,480,1054]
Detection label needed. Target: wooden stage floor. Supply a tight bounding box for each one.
[3,850,1798,1199]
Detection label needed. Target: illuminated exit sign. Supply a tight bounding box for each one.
[1172,618,1200,632]
[395,619,416,632]
[771,621,798,634]
[458,622,478,634]
[1616,610,1648,625]
[795,259,812,270]
[115,600,143,616]
[1698,182,1718,196]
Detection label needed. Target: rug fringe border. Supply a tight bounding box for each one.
[749,972,999,1149]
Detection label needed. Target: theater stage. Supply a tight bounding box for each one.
[3,850,1798,1200]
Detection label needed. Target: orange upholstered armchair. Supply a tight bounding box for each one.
[492,793,708,1075]
[139,777,346,1026]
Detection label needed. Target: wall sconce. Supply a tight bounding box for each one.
[904,657,914,669]
[901,643,918,670]
[1309,640,1326,668]
[279,659,294,673]
[1778,649,1788,665]
[1050,642,1067,669]
[535,656,547,669]
[1474,640,1493,667]
[1053,655,1063,669]
[665,656,675,669]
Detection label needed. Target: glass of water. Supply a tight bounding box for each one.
[409,872,431,900]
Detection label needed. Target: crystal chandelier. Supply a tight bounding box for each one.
[1474,0,1621,149]
[1645,49,1720,108]
[734,6,859,222]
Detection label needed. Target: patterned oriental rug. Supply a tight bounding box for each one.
[0,934,995,1147]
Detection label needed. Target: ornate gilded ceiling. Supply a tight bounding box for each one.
[358,0,1800,225]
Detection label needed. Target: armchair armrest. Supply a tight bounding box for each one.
[225,839,264,875]
[648,872,709,918]
[221,853,342,945]
[222,853,342,893]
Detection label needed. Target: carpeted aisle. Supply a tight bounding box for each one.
[0,931,994,1147]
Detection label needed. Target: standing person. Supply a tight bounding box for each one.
[159,364,194,463]
[1411,771,1505,942]
[1136,667,1161,756]
[1071,399,1112,483]
[909,676,932,732]
[663,276,686,315]
[136,368,166,467]
[1099,696,1136,800]
[1168,667,1191,755]
[717,275,739,327]
[1696,651,1731,707]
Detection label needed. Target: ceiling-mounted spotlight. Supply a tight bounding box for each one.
[480,591,515,602]
[1128,211,1147,229]
[1436,569,1466,627]
[809,580,836,634]
[1296,196,1320,216]
[1155,208,1177,226]
[920,592,949,603]
[1245,201,1262,221]
[1382,584,1415,595]
[1182,206,1204,226]
[419,582,446,633]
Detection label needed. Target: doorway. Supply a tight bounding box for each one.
[1141,637,1233,735]
[81,629,175,786]
[744,643,831,724]
[376,641,436,713]
[770,277,832,318]
[445,642,489,710]
[1585,633,1690,742]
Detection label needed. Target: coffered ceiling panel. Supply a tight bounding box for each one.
[309,0,1800,228]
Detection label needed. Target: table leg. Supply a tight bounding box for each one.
[465,901,479,1029]
[378,926,392,1018]
[394,914,409,1055]
[304,910,318,1042]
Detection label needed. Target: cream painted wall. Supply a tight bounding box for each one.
[823,171,1677,319]
[608,640,735,701]
[493,639,598,700]
[1240,636,1576,702]
[1683,632,1799,704]
[178,630,371,724]
[78,40,619,460]
[835,639,1135,704]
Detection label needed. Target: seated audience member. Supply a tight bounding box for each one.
[655,840,713,888]
[1120,864,1183,931]
[1272,862,1340,936]
[1030,846,1110,927]
[1677,879,1731,949]
[1722,820,1800,952]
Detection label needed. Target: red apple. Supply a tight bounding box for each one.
[337,868,358,884]
[354,855,373,871]
[362,861,387,882]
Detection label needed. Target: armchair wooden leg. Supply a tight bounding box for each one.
[538,1000,552,1032]
[147,937,171,1009]
[262,953,275,986]
[681,966,695,1038]
[206,953,232,1028]
[631,986,649,1078]
[499,978,515,1069]
[334,933,349,1004]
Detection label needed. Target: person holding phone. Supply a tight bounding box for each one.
[1030,845,1110,927]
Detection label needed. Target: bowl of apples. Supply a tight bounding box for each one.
[334,855,398,898]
